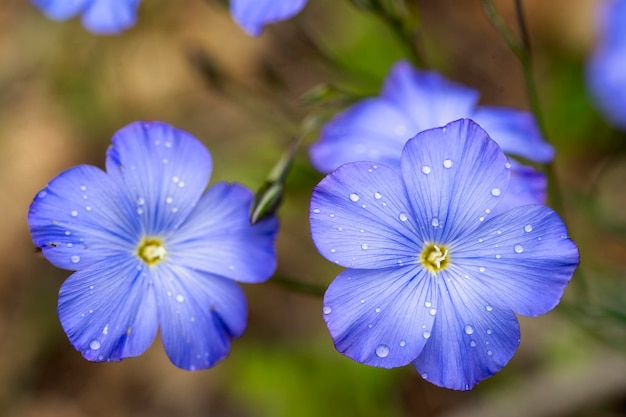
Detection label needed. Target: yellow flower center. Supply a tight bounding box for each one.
[137,238,167,266]
[420,243,449,273]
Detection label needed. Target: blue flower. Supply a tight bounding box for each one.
[310,60,554,212]
[28,121,279,370]
[231,0,307,36]
[31,0,141,34]
[586,0,626,129]
[310,119,579,390]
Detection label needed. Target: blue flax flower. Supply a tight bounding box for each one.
[231,0,307,36]
[310,119,579,390]
[310,60,554,212]
[31,0,141,34]
[586,0,626,129]
[28,121,278,370]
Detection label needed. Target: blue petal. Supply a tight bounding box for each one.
[154,263,247,370]
[400,119,510,243]
[451,205,579,316]
[82,0,140,35]
[28,165,139,270]
[494,165,547,214]
[381,61,479,132]
[168,182,278,284]
[31,0,89,20]
[105,121,212,236]
[587,48,626,129]
[324,267,439,368]
[310,162,424,269]
[412,280,520,390]
[230,0,307,36]
[309,98,418,173]
[595,0,626,49]
[470,107,554,163]
[58,256,158,362]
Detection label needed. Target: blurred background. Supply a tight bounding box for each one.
[1,0,626,416]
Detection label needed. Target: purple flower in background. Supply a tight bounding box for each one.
[310,119,579,390]
[31,0,141,34]
[310,60,554,212]
[231,0,307,36]
[28,121,278,370]
[586,0,626,129]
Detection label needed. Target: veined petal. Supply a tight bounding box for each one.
[310,162,423,269]
[309,98,418,173]
[82,0,140,35]
[154,264,247,370]
[31,0,89,20]
[494,165,547,214]
[324,267,439,368]
[231,0,307,36]
[401,119,510,243]
[58,256,158,362]
[105,121,212,236]
[168,183,278,284]
[28,165,139,270]
[451,205,579,316]
[413,278,520,390]
[381,61,479,133]
[470,107,554,163]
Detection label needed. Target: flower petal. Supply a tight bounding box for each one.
[28,165,139,270]
[82,0,140,35]
[168,182,278,284]
[324,267,439,368]
[105,121,212,236]
[310,162,423,269]
[309,98,417,173]
[412,279,520,390]
[400,119,510,243]
[587,48,626,129]
[494,165,547,214]
[154,264,247,370]
[230,0,307,36]
[58,256,158,362]
[31,0,89,20]
[470,107,554,163]
[451,204,579,316]
[381,61,479,132]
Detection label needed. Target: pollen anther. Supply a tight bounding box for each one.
[137,238,167,266]
[420,243,450,273]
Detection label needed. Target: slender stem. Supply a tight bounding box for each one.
[270,276,326,297]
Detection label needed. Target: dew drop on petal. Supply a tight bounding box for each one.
[491,188,501,197]
[399,340,406,347]
[495,254,501,259]
[38,191,47,198]
[178,181,185,188]
[505,162,511,169]
[424,301,432,308]
[349,193,360,202]
[89,340,101,350]
[479,267,485,272]
[137,197,145,205]
[429,308,437,316]
[375,307,381,313]
[375,344,390,358]
[524,224,533,233]
[323,306,332,315]
[102,325,108,335]
[464,325,475,335]
[71,210,78,217]
[487,350,493,356]
[172,176,180,183]
[470,340,477,347]
[443,159,453,168]
[487,329,493,335]
[431,217,439,227]
[423,331,431,339]
[361,243,368,250]
[422,166,431,175]
[312,209,320,214]
[176,294,184,303]
[330,248,336,253]
[486,305,493,312]
[86,206,92,211]
[421,373,428,379]
[399,212,408,222]
[514,244,524,254]
[71,255,80,264]
[166,197,173,204]
[374,192,382,199]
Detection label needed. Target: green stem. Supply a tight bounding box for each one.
[270,276,326,297]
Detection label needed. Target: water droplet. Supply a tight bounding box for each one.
[71,210,78,217]
[337,227,343,232]
[421,373,428,379]
[89,340,101,350]
[464,325,475,335]
[486,329,493,335]
[478,238,484,243]
[349,193,360,202]
[524,224,533,233]
[431,217,439,227]
[176,294,184,303]
[172,207,179,213]
[71,255,80,263]
[487,350,493,356]
[375,344,390,358]
[137,197,145,205]
[399,212,408,222]
[329,213,335,218]
[479,267,485,272]
[360,299,365,303]
[429,308,437,316]
[443,159,453,168]
[479,216,485,222]
[424,301,432,308]
[497,230,502,235]
[137,208,144,215]
[103,325,108,335]
[486,305,493,312]
[162,158,168,164]
[422,165,431,174]
[514,244,524,253]
[485,208,491,214]
[165,141,172,148]
[495,254,501,259]
[172,176,180,183]
[399,340,406,347]
[470,340,477,347]
[361,243,368,250]
[374,192,382,199]
[38,191,47,198]
[375,308,381,313]
[312,209,320,214]
[423,331,431,339]
[505,161,511,169]
[66,243,73,248]
[323,306,332,314]
[330,248,336,253]
[491,187,501,196]
[178,181,186,188]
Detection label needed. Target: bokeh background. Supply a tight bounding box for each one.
[1,0,626,416]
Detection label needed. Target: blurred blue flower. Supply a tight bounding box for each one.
[31,0,141,34]
[310,60,554,212]
[231,0,307,36]
[29,121,279,370]
[310,119,579,390]
[586,0,626,129]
